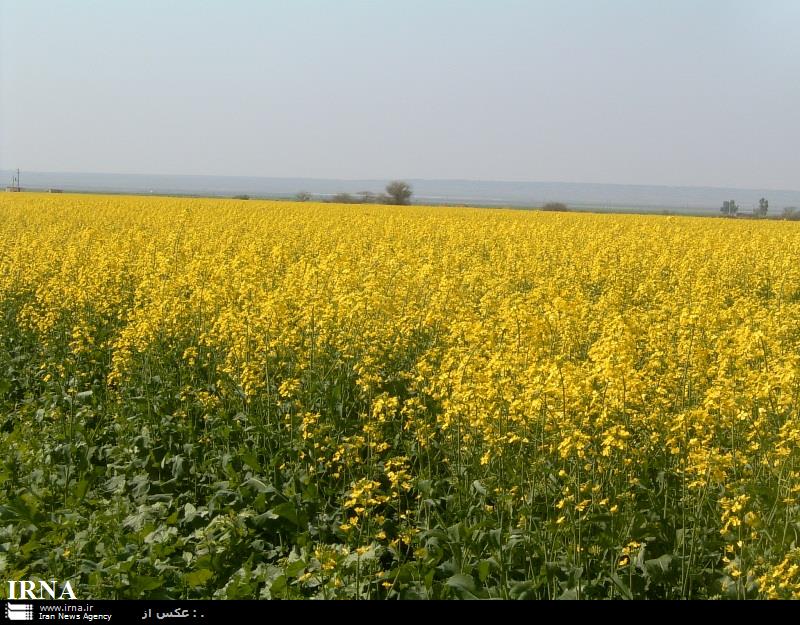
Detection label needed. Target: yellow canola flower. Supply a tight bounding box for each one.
[3,193,800,599]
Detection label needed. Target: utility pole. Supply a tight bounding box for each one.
[6,168,21,192]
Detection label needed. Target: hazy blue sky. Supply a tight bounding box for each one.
[1,1,798,189]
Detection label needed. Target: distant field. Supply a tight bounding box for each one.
[2,193,800,599]
[5,171,800,213]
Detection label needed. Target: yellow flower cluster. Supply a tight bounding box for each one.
[3,192,800,598]
[757,549,800,599]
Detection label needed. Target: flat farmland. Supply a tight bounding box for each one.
[2,193,800,599]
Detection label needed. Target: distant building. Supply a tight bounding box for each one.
[5,186,21,192]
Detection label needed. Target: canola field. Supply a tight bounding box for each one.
[2,193,800,599]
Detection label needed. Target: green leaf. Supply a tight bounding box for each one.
[284,559,306,578]
[242,477,272,493]
[609,572,633,600]
[302,482,319,502]
[131,575,162,592]
[644,554,673,576]
[252,510,280,527]
[509,580,539,599]
[74,478,90,502]
[557,587,578,600]
[270,502,299,526]
[391,562,418,583]
[242,452,261,473]
[446,573,477,598]
[21,540,40,557]
[477,559,491,583]
[184,569,213,587]
[268,574,287,598]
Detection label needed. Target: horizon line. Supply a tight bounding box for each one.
[2,168,799,195]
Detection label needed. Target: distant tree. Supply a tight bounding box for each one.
[783,206,799,220]
[331,193,356,204]
[359,191,377,203]
[541,202,569,212]
[721,199,739,217]
[757,197,769,217]
[295,191,312,202]
[385,180,413,205]
[232,194,250,200]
